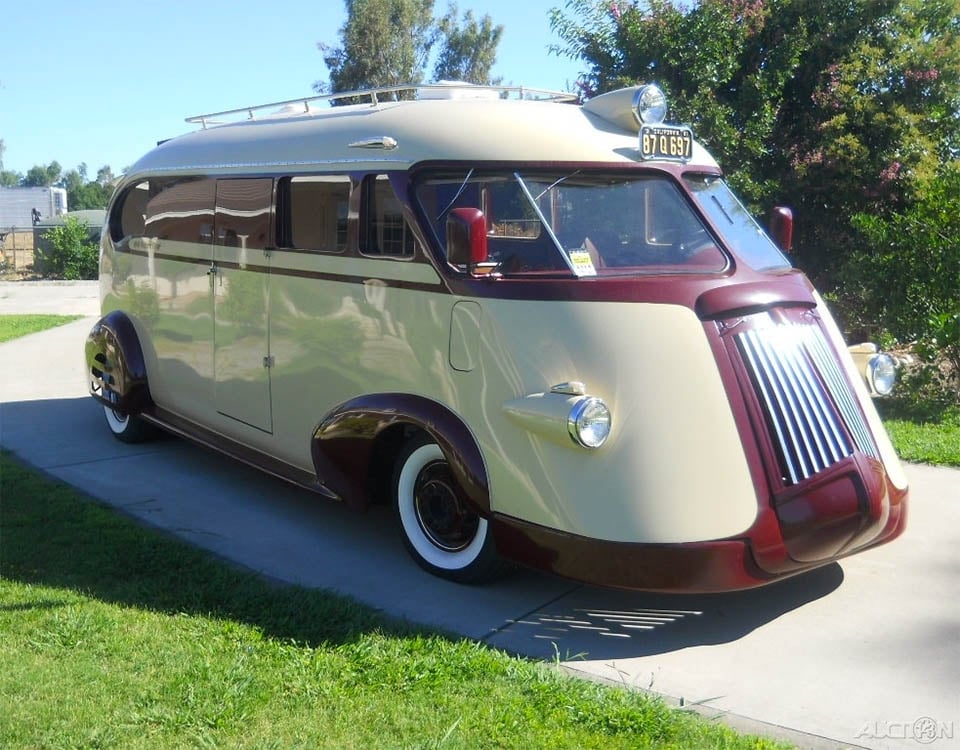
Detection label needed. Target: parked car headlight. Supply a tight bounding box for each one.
[868,352,897,396]
[568,397,612,449]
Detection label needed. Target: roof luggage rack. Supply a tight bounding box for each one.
[185,83,578,129]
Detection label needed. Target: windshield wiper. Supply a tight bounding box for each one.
[435,168,475,222]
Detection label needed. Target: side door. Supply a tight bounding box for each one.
[213,178,274,432]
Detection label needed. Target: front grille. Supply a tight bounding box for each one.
[736,321,880,485]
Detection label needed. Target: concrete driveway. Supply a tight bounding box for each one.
[1,282,958,749]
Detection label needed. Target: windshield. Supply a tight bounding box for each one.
[415,170,728,276]
[684,175,792,272]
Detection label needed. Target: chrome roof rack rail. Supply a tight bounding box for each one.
[185,83,578,128]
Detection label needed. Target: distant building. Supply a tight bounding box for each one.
[0,187,68,228]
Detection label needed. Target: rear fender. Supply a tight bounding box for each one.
[86,310,152,415]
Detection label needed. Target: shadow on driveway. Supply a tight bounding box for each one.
[2,394,843,662]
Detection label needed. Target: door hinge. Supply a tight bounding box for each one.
[263,355,275,369]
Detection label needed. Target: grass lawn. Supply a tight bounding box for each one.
[0,453,786,749]
[882,416,960,467]
[0,313,81,342]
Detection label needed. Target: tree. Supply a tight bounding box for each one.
[317,0,437,98]
[69,180,112,210]
[850,163,960,396]
[317,0,504,96]
[550,0,960,404]
[433,5,504,84]
[54,166,111,210]
[96,165,116,186]
[22,161,62,187]
[40,215,98,280]
[549,0,960,293]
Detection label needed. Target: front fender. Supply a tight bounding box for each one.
[312,394,489,514]
[86,310,152,415]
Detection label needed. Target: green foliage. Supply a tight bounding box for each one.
[434,5,504,84]
[0,157,116,194]
[22,160,62,187]
[318,0,437,96]
[41,215,99,280]
[60,168,113,209]
[849,163,960,396]
[550,0,960,408]
[548,0,960,269]
[318,0,505,96]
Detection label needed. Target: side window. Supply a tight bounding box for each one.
[215,178,273,250]
[278,175,350,253]
[109,181,149,243]
[144,177,216,244]
[361,175,416,258]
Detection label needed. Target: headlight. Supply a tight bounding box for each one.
[868,353,897,396]
[633,84,667,125]
[568,397,612,449]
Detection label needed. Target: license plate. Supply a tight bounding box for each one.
[639,124,694,162]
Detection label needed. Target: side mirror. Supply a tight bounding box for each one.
[769,206,793,253]
[446,207,488,268]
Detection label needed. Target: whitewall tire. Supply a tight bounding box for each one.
[103,390,156,444]
[393,434,502,583]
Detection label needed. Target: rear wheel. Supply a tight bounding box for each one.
[393,433,502,583]
[103,389,156,444]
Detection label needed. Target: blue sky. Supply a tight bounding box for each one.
[0,1,586,178]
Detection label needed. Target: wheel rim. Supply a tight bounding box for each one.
[397,443,488,571]
[413,460,479,553]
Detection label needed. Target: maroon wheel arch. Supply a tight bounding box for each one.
[312,394,489,513]
[86,310,152,415]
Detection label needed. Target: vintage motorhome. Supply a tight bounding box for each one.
[87,83,908,591]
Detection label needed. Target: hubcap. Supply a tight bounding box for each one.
[413,460,479,553]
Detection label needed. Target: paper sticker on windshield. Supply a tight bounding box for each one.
[569,249,597,277]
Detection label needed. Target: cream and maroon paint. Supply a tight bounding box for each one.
[87,83,908,591]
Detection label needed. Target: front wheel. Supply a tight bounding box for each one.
[102,390,157,444]
[393,434,502,584]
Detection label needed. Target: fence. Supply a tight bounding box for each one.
[0,227,36,273]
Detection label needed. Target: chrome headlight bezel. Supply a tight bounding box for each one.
[567,396,612,449]
[867,352,897,396]
[632,84,667,125]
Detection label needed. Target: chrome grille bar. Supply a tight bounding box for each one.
[796,325,881,461]
[736,321,878,485]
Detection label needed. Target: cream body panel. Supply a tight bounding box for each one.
[266,273,758,544]
[468,299,758,544]
[128,98,719,179]
[213,244,272,432]
[102,238,215,424]
[104,228,757,541]
[264,254,453,472]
